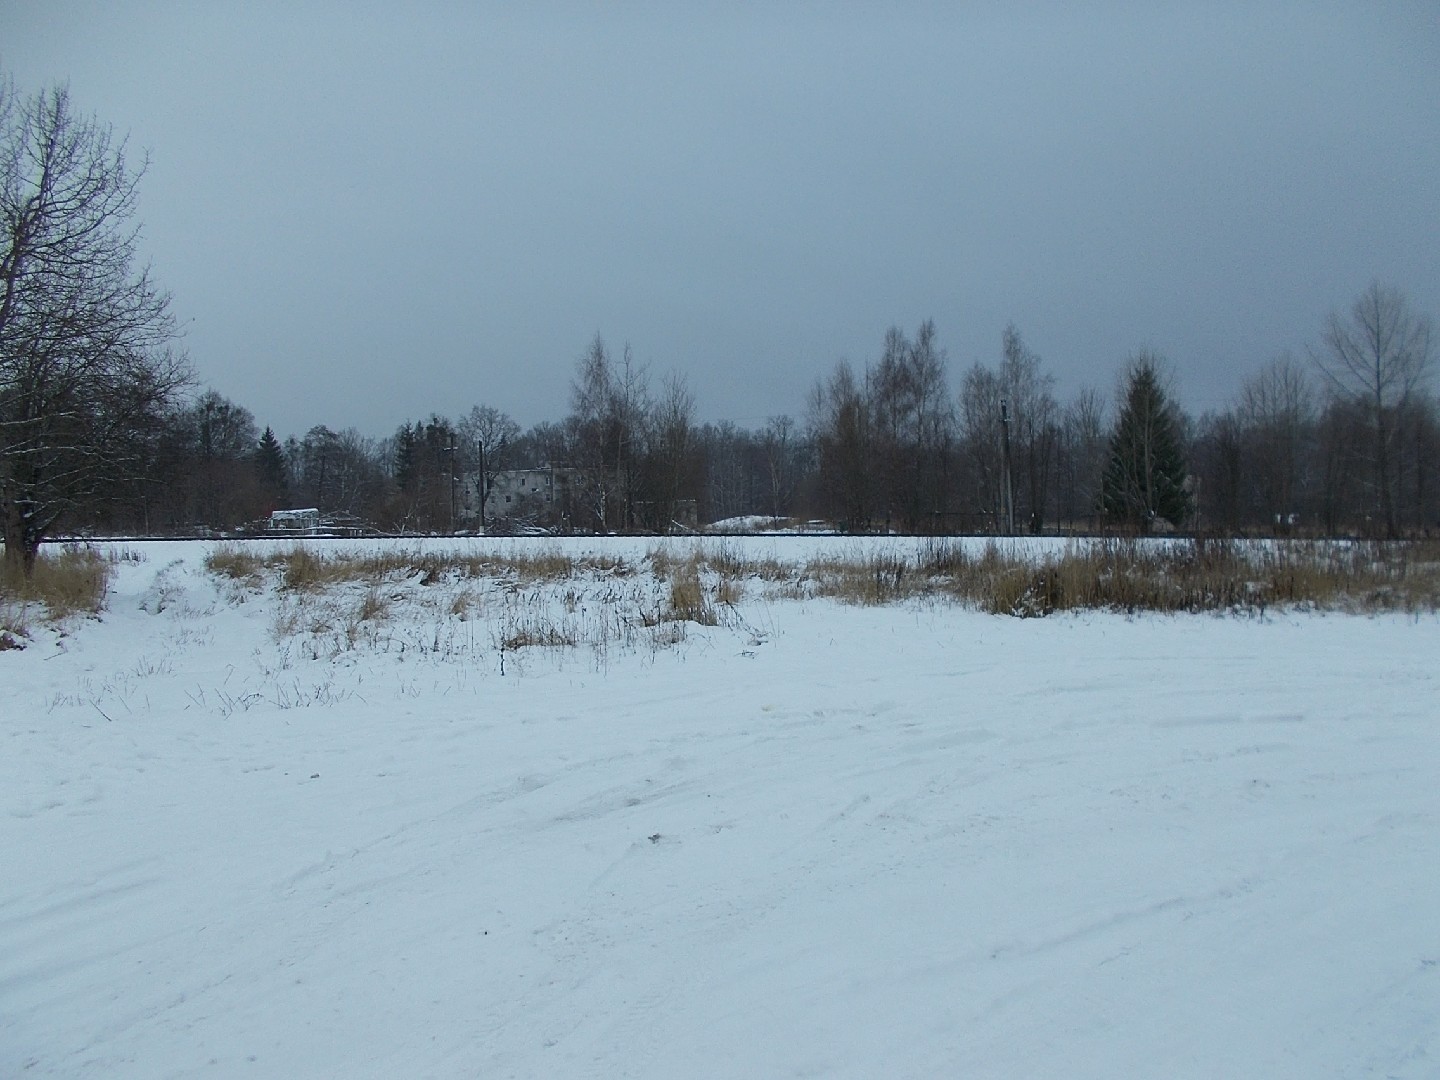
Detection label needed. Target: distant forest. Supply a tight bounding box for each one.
[6,78,1434,580]
[74,282,1435,541]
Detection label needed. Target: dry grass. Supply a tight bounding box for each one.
[354,587,392,624]
[664,558,718,626]
[498,623,580,651]
[203,537,1440,665]
[706,543,795,583]
[806,551,910,605]
[1,547,116,643]
[206,544,637,592]
[916,538,1440,616]
[204,543,266,583]
[719,537,1440,616]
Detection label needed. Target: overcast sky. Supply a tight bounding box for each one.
[4,2,1437,439]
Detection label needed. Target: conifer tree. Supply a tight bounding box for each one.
[254,427,289,507]
[1102,354,1192,532]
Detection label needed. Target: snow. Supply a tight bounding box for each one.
[3,539,1439,1078]
[704,515,836,534]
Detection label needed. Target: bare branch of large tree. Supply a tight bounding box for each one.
[1310,282,1432,536]
[1,78,190,572]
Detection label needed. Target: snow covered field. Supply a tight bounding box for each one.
[3,538,1438,1078]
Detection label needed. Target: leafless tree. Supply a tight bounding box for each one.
[644,372,698,531]
[1001,325,1059,533]
[1311,283,1433,536]
[569,335,650,531]
[1,80,188,572]
[697,420,752,524]
[183,390,260,528]
[569,336,620,530]
[1316,397,1367,535]
[871,321,952,531]
[458,404,519,529]
[1193,408,1245,533]
[1401,392,1439,532]
[958,361,1005,529]
[1239,354,1315,529]
[1055,387,1106,531]
[760,415,801,520]
[958,326,1057,533]
[809,359,873,531]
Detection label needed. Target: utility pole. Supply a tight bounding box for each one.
[1000,398,1015,536]
[476,437,487,533]
[441,444,457,534]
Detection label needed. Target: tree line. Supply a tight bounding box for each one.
[3,78,1436,573]
[46,290,1438,545]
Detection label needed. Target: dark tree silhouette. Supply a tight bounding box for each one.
[1,81,189,572]
[1311,283,1432,537]
[1102,354,1191,532]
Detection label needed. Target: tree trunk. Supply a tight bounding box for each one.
[3,502,40,577]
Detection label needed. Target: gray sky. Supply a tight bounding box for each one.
[5,2,1438,439]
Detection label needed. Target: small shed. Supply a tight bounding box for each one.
[266,508,321,533]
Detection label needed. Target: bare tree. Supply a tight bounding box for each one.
[1001,325,1059,533]
[643,372,698,531]
[458,404,519,530]
[1055,387,1106,531]
[1,80,188,572]
[1311,283,1433,537]
[292,425,342,510]
[569,336,651,531]
[958,361,1005,530]
[569,335,618,530]
[809,360,873,531]
[1315,397,1365,535]
[183,390,261,528]
[1401,392,1439,532]
[760,415,801,520]
[1239,354,1315,530]
[870,321,952,531]
[1193,408,1245,533]
[697,420,752,524]
[957,327,1057,534]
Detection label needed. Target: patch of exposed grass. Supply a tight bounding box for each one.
[209,536,1440,664]
[706,542,794,583]
[708,537,1440,616]
[664,559,718,626]
[1,547,114,642]
[209,544,639,592]
[354,587,392,624]
[204,543,266,582]
[497,623,579,650]
[916,537,1440,616]
[449,588,481,619]
[806,550,910,605]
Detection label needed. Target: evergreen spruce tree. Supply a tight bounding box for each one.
[254,427,289,507]
[1102,354,1192,532]
[393,422,419,490]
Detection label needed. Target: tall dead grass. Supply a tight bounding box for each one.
[663,558,719,625]
[790,537,1440,615]
[205,543,635,591]
[1,546,116,643]
[932,538,1440,616]
[204,538,1440,639]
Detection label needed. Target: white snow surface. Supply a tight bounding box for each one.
[3,538,1438,1078]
